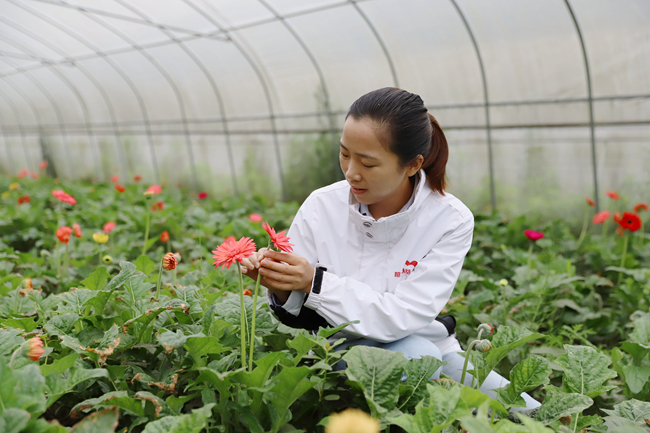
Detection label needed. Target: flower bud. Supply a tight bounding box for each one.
[24,337,45,361]
[243,289,252,296]
[499,279,508,287]
[102,255,113,264]
[477,323,495,336]
[162,252,177,271]
[24,278,33,290]
[474,339,492,353]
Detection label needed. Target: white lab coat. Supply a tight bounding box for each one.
[269,170,473,355]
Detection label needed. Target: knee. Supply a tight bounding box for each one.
[388,335,442,361]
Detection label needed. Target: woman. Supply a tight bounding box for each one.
[241,87,539,413]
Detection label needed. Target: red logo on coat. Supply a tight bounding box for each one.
[395,260,418,277]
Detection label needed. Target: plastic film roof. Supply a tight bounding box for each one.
[1,0,649,215]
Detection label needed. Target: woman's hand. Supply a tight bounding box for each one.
[240,247,267,281]
[258,250,314,294]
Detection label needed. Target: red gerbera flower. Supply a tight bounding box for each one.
[248,213,263,223]
[634,202,648,214]
[212,237,257,270]
[262,221,294,253]
[17,195,30,205]
[585,196,595,207]
[133,175,142,182]
[160,230,170,242]
[103,221,117,233]
[52,190,77,205]
[613,211,622,224]
[606,190,619,200]
[73,222,82,238]
[198,191,208,200]
[151,201,164,212]
[115,184,125,193]
[145,184,162,195]
[593,210,610,224]
[110,175,119,183]
[56,226,73,244]
[617,211,642,233]
[524,229,544,241]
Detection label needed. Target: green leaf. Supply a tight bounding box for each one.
[44,314,81,337]
[0,408,31,433]
[184,336,225,369]
[602,415,649,433]
[69,408,119,433]
[602,399,650,424]
[535,388,593,425]
[134,255,157,275]
[141,404,215,433]
[630,315,650,348]
[515,415,556,433]
[12,364,48,415]
[555,345,617,397]
[459,402,497,433]
[474,326,544,386]
[398,355,446,412]
[80,267,110,291]
[265,366,316,433]
[40,352,79,376]
[286,332,317,366]
[71,391,146,418]
[57,288,97,315]
[496,355,551,408]
[2,317,39,332]
[45,366,109,408]
[0,327,24,356]
[343,345,408,418]
[158,330,189,353]
[389,384,464,433]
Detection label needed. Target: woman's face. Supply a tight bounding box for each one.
[339,116,421,216]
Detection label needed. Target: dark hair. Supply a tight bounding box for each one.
[346,87,448,195]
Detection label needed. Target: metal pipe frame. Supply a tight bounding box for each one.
[1,12,105,180]
[564,0,600,212]
[449,0,496,211]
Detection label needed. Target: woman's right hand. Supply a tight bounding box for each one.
[240,247,268,280]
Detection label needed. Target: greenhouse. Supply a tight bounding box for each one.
[1,1,649,432]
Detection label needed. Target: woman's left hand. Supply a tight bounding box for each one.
[259,250,314,294]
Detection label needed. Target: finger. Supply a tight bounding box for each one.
[259,267,295,283]
[264,250,299,265]
[260,259,297,276]
[240,257,254,271]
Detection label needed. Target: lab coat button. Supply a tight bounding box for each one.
[363,222,372,227]
[365,232,373,238]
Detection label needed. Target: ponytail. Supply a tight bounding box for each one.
[422,113,448,195]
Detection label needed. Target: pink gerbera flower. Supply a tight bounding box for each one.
[262,221,294,253]
[593,210,610,224]
[248,213,263,223]
[103,221,117,233]
[523,229,544,241]
[606,190,619,200]
[198,191,208,200]
[73,222,82,238]
[52,190,77,205]
[212,237,257,270]
[144,184,162,195]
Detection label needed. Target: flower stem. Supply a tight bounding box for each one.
[576,207,589,249]
[527,243,533,269]
[155,259,164,300]
[237,264,247,369]
[502,281,508,326]
[9,347,21,369]
[248,272,262,371]
[63,242,69,278]
[460,330,484,389]
[56,243,60,277]
[142,204,151,256]
[617,234,629,286]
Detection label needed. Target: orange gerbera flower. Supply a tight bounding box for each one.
[160,230,170,242]
[617,211,642,233]
[634,202,648,214]
[115,184,125,193]
[212,237,257,270]
[52,189,77,205]
[606,190,619,200]
[133,175,142,181]
[73,222,82,238]
[56,226,73,244]
[17,195,30,205]
[593,210,610,224]
[103,221,117,233]
[151,201,164,212]
[262,221,294,252]
[162,252,178,271]
[585,196,595,207]
[26,337,45,361]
